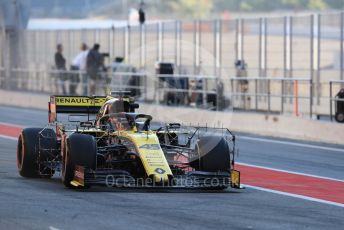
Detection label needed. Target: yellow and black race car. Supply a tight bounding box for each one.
[16,92,240,190]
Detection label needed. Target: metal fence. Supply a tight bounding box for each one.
[0,68,313,116]
[5,13,342,78]
[1,12,344,119]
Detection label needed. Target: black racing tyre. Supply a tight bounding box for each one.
[17,128,57,178]
[335,112,344,123]
[190,136,231,172]
[62,134,97,188]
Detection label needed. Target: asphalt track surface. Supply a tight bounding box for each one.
[0,106,344,230]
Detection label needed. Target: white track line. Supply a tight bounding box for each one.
[49,226,61,230]
[244,184,344,208]
[238,135,344,153]
[0,134,17,141]
[237,162,344,183]
[0,121,24,128]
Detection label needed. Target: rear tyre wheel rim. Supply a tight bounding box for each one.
[17,136,24,170]
[62,152,67,180]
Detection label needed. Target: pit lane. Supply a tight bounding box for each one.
[0,106,343,230]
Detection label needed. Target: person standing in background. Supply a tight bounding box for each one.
[71,43,89,95]
[86,43,103,95]
[55,44,67,95]
[235,60,249,109]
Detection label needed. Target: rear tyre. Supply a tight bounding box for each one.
[17,128,57,178]
[62,134,97,188]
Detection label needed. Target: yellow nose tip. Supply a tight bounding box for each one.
[153,174,169,183]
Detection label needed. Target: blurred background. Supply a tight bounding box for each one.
[29,0,344,19]
[1,0,344,121]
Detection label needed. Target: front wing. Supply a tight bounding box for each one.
[71,166,240,189]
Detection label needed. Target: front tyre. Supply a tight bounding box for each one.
[62,134,97,188]
[189,136,232,190]
[190,136,231,172]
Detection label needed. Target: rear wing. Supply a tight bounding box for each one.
[48,96,107,122]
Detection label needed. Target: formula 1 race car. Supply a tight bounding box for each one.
[16,92,240,190]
